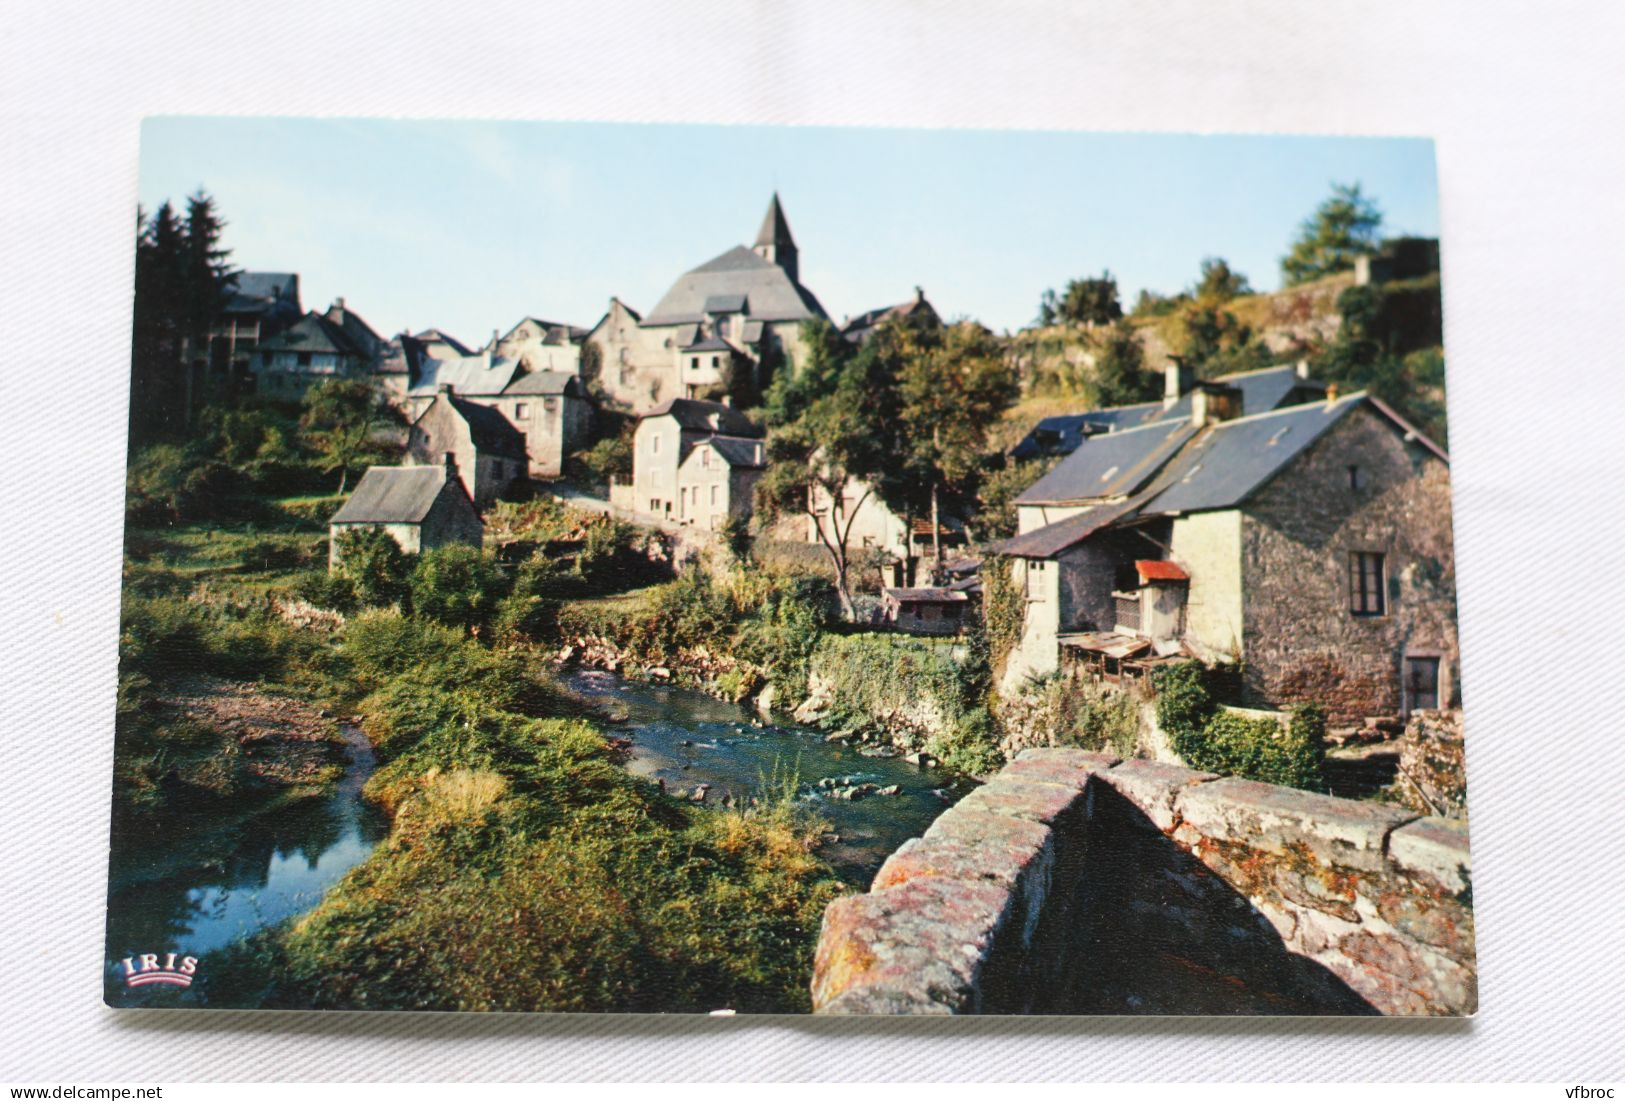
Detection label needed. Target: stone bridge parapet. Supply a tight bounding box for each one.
[810,749,1474,1016]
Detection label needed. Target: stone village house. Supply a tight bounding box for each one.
[406,385,532,508]
[991,376,1457,725]
[210,271,302,389]
[587,195,830,413]
[614,397,762,525]
[327,455,484,568]
[405,348,592,480]
[254,298,385,399]
[677,435,767,531]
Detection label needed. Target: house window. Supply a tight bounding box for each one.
[691,356,700,370]
[543,397,558,412]
[710,485,720,506]
[1349,551,1386,616]
[718,316,730,337]
[297,352,312,367]
[514,402,529,419]
[651,435,660,455]
[1348,464,1362,490]
[711,355,720,368]
[701,449,710,468]
[1026,560,1045,599]
[1405,656,1441,713]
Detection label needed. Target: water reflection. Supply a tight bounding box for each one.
[103,728,387,1007]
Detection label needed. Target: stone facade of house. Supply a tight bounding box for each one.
[1236,404,1458,721]
[995,394,1457,726]
[406,387,530,508]
[675,436,765,530]
[628,398,759,522]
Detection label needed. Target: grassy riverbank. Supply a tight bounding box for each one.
[119,514,850,1012]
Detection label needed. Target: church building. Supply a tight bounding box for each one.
[587,194,829,413]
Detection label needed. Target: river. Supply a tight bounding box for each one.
[103,672,964,1006]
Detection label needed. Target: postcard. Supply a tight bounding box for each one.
[107,118,1471,1015]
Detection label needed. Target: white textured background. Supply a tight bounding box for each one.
[2,0,1622,1082]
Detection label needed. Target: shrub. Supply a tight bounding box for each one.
[333,528,413,609]
[1152,661,1325,790]
[292,569,359,614]
[409,544,509,632]
[343,610,467,681]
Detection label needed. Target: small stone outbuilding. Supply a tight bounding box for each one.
[327,458,483,567]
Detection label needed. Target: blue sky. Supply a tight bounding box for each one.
[138,118,1438,339]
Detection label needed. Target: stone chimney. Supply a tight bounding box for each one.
[914,285,926,303]
[1326,383,1340,401]
[1163,358,1196,410]
[1189,383,1242,429]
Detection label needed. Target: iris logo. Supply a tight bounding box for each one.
[119,952,198,988]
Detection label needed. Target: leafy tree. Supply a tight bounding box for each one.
[1175,301,1273,376]
[1282,182,1383,286]
[1092,320,1160,406]
[973,457,1057,542]
[895,321,1019,568]
[1036,287,1059,327]
[1130,288,1182,318]
[300,379,397,493]
[1057,272,1123,326]
[1193,257,1251,302]
[761,319,852,427]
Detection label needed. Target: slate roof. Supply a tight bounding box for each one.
[1134,393,1363,516]
[1009,365,1326,460]
[409,350,524,397]
[647,397,760,437]
[445,394,529,460]
[502,317,589,345]
[703,435,766,468]
[501,370,581,397]
[755,193,794,250]
[988,498,1145,559]
[258,311,369,358]
[1015,418,1198,504]
[226,272,299,316]
[993,391,1446,560]
[329,466,456,525]
[643,245,828,325]
[842,290,938,340]
[683,333,735,353]
[703,293,747,314]
[415,329,475,356]
[324,303,382,354]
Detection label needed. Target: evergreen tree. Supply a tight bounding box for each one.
[1281,183,1383,286]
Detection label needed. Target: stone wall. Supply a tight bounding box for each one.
[1241,403,1458,723]
[811,747,1474,1016]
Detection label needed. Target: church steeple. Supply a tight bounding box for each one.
[752,192,799,284]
